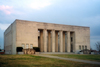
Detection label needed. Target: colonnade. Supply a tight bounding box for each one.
[38,29,75,52]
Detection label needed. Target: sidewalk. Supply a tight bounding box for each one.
[38,55,100,65]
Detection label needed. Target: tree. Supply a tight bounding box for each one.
[0,46,1,51]
[90,47,93,50]
[95,42,100,53]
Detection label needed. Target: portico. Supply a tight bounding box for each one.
[38,29,75,53]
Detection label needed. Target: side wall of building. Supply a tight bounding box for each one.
[4,21,16,54]
[74,27,90,53]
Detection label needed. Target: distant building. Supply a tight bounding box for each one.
[0,49,5,54]
[4,19,90,54]
[0,49,4,52]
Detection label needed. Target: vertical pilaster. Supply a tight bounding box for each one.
[55,32,58,52]
[48,31,51,52]
[28,44,30,49]
[63,32,65,52]
[52,30,55,52]
[44,29,47,52]
[67,31,70,52]
[25,44,26,49]
[60,31,63,52]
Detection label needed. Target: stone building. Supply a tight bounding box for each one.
[4,19,90,54]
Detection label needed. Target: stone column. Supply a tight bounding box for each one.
[48,31,51,52]
[55,31,58,52]
[40,30,43,52]
[63,32,65,52]
[52,30,55,52]
[60,31,63,52]
[67,31,70,52]
[44,29,47,52]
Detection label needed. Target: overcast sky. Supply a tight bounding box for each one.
[0,0,100,49]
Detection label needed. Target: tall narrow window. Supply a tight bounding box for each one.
[85,46,87,49]
[82,46,84,50]
[26,44,29,49]
[22,44,25,49]
[79,45,81,50]
[30,44,33,49]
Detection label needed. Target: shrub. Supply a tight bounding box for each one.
[33,47,40,52]
[16,47,23,52]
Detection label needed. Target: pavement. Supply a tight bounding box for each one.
[38,55,100,65]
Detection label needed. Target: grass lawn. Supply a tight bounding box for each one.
[0,55,100,67]
[50,54,100,62]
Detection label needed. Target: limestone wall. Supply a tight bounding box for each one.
[4,24,12,54]
[4,21,16,54]
[16,20,38,48]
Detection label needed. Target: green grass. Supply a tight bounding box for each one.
[50,54,100,62]
[0,55,100,67]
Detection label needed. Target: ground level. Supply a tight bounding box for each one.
[0,55,100,67]
[49,54,100,62]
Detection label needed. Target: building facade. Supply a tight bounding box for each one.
[4,19,90,54]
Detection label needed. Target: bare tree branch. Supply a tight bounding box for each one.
[95,42,100,52]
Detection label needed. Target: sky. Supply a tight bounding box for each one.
[0,0,100,50]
